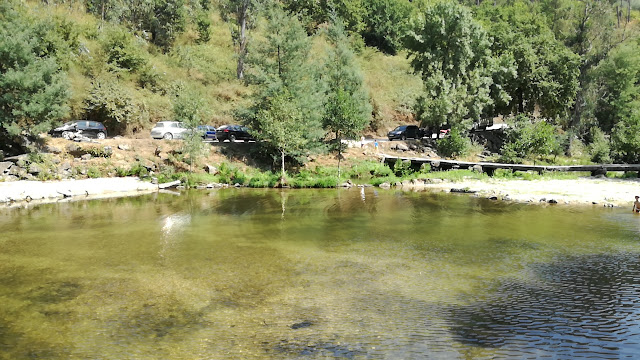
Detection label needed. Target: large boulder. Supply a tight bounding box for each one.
[0,161,12,174]
[379,182,391,189]
[205,164,218,174]
[45,145,62,154]
[28,163,41,175]
[394,143,409,151]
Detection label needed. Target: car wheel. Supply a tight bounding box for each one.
[62,131,72,140]
[401,135,406,140]
[229,134,236,142]
[163,132,173,140]
[96,132,106,140]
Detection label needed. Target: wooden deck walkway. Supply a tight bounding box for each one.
[381,154,640,177]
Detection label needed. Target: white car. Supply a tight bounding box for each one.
[150,121,189,140]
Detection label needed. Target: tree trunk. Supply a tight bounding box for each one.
[281,150,285,179]
[236,3,248,80]
[337,136,342,179]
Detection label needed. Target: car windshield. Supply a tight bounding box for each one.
[62,121,76,127]
[393,126,407,131]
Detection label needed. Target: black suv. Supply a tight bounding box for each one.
[50,120,108,139]
[216,125,255,142]
[387,125,421,141]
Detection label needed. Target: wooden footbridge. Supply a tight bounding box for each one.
[381,154,640,177]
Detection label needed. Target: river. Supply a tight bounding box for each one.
[1,188,639,359]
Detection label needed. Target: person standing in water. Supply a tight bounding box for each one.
[633,196,640,213]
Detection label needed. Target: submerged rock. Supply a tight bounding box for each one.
[290,320,313,329]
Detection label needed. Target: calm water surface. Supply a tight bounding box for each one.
[1,188,640,359]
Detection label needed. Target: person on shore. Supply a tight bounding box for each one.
[633,196,640,213]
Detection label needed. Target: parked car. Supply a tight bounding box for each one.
[197,125,217,141]
[150,121,189,140]
[216,125,255,142]
[49,120,108,140]
[387,125,420,141]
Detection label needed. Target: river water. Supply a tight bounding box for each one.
[1,188,640,359]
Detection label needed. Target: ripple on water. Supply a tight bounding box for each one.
[449,252,640,359]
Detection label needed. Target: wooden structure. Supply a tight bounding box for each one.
[381,155,640,177]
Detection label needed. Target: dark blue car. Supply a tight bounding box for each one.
[197,125,217,141]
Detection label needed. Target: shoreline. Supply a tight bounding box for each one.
[0,177,158,208]
[416,177,640,208]
[1,176,639,209]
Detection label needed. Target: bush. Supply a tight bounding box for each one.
[588,127,611,163]
[499,115,560,164]
[84,75,149,135]
[247,171,279,187]
[437,128,470,158]
[393,158,413,177]
[100,27,147,72]
[87,166,101,178]
[611,115,640,163]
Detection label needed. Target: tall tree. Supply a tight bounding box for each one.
[243,4,323,169]
[220,0,262,79]
[476,2,580,120]
[322,18,371,177]
[361,0,412,55]
[0,2,70,155]
[255,89,308,179]
[405,2,496,131]
[172,86,208,172]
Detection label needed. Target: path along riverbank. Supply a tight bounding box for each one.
[1,176,639,209]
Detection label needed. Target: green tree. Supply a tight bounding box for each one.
[243,4,324,168]
[172,86,208,171]
[592,42,640,133]
[84,75,148,134]
[322,18,371,177]
[100,27,147,71]
[86,0,185,50]
[405,2,495,131]
[0,3,70,155]
[361,0,412,55]
[476,2,580,120]
[150,0,186,50]
[255,90,308,179]
[220,0,262,79]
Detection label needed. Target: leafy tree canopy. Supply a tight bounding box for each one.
[406,1,495,130]
[0,2,70,154]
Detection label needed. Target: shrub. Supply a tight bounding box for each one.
[87,166,101,178]
[393,158,413,177]
[588,127,611,163]
[100,27,147,72]
[499,115,560,164]
[437,128,470,158]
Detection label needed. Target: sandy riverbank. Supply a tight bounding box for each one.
[415,177,640,208]
[1,176,639,209]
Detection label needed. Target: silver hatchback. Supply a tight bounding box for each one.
[150,121,189,140]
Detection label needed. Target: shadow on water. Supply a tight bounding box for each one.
[449,252,640,358]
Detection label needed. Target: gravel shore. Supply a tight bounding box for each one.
[414,177,640,207]
[1,176,639,209]
[0,177,158,207]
